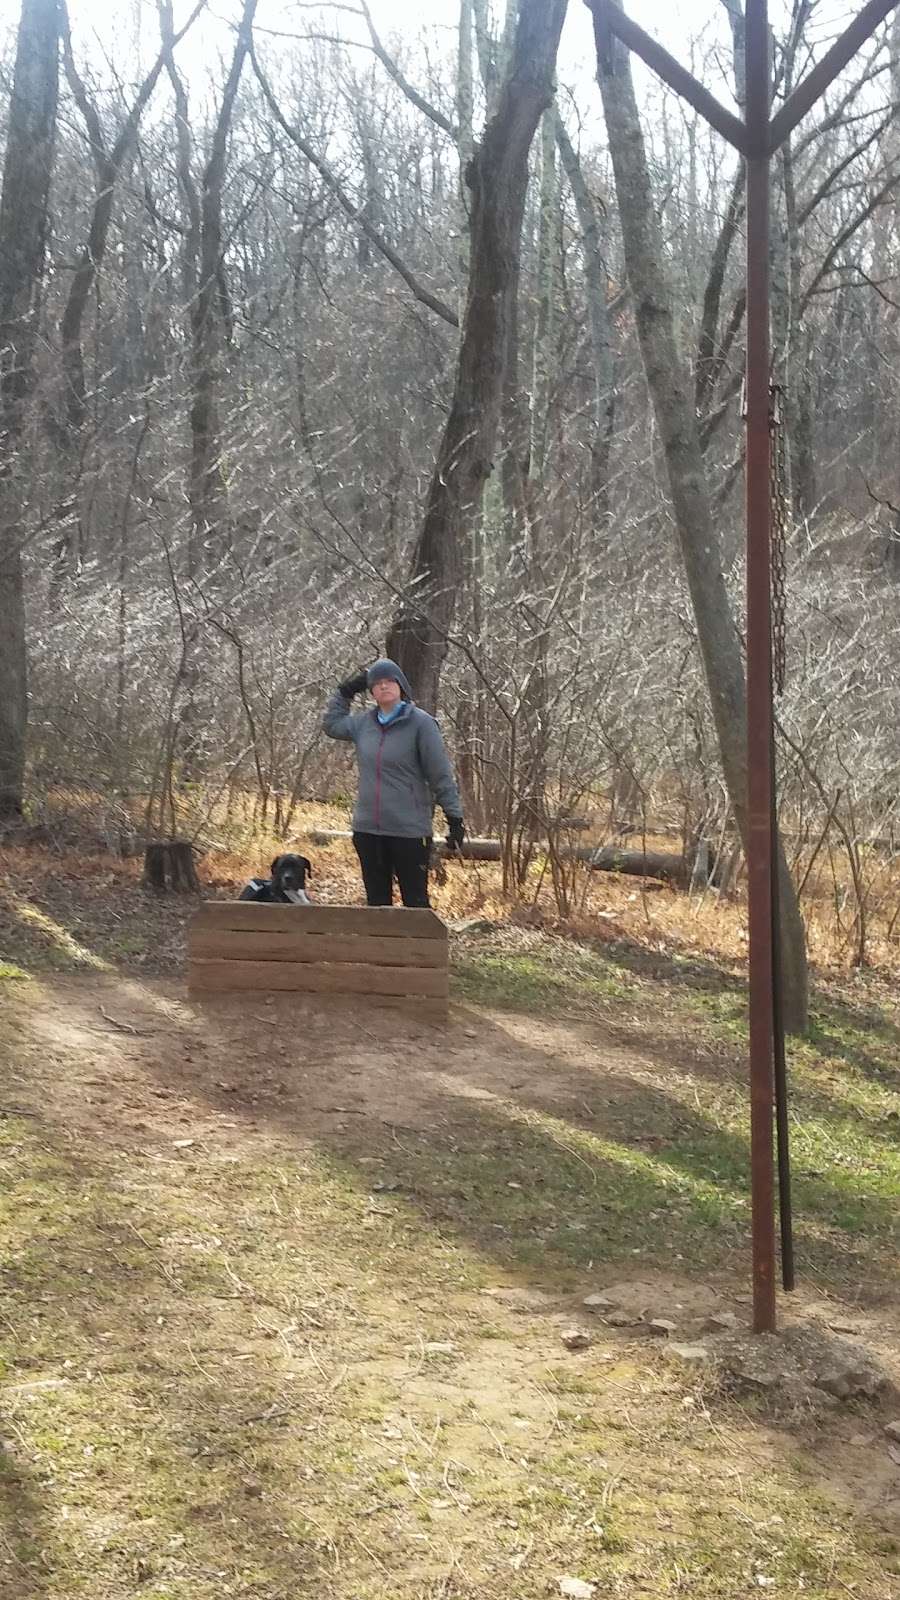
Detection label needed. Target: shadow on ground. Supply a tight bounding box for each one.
[2,884,899,1595]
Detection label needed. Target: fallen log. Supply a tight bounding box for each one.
[576,845,692,885]
[300,829,713,886]
[305,829,503,862]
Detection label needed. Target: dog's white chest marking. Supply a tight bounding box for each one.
[284,888,311,905]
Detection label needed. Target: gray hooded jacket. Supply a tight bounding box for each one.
[323,662,462,838]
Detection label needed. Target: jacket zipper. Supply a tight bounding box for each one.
[374,725,385,829]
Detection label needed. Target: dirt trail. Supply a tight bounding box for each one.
[1,970,899,1598]
[4,969,689,1152]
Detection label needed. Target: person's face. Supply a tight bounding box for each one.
[372,677,402,711]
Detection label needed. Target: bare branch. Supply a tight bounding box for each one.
[694,161,745,416]
[58,0,206,432]
[359,0,457,137]
[801,168,900,310]
[249,39,459,328]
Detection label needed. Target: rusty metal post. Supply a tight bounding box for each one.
[745,0,776,1335]
[592,0,900,1334]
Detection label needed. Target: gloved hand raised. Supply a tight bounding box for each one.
[445,815,465,854]
[338,670,368,699]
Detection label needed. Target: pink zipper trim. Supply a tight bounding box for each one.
[374,726,385,829]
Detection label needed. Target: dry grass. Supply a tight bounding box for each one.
[12,784,900,981]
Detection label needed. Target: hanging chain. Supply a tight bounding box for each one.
[769,383,789,697]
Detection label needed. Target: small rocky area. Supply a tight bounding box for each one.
[552,1277,900,1420]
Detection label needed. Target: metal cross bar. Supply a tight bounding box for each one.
[769,0,899,153]
[594,0,749,152]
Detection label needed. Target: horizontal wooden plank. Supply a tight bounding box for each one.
[188,958,449,998]
[193,902,447,939]
[364,993,447,1023]
[191,990,447,1024]
[189,929,447,968]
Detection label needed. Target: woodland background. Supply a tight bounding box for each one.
[3,0,900,993]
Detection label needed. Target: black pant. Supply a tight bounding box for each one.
[353,832,431,907]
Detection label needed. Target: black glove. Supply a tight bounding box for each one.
[445,815,465,854]
[338,670,368,699]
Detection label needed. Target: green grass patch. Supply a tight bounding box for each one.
[451,937,899,1282]
[0,961,30,981]
[453,944,635,1011]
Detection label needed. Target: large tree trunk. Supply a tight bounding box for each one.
[509,107,559,881]
[386,0,569,715]
[590,2,808,1031]
[0,0,59,823]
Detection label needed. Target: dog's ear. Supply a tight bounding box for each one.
[301,856,312,876]
[270,856,283,876]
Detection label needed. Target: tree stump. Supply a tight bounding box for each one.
[143,839,201,893]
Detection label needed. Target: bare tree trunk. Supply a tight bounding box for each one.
[457,0,475,173]
[887,10,900,567]
[772,4,816,526]
[385,0,569,714]
[513,107,559,872]
[169,0,255,781]
[0,0,59,823]
[52,0,200,575]
[471,0,497,111]
[161,0,200,313]
[188,0,257,574]
[59,5,193,435]
[554,110,616,518]
[590,2,808,1031]
[143,839,201,892]
[694,163,745,420]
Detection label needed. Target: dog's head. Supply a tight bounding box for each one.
[270,853,313,904]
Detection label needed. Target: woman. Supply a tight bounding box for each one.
[323,659,465,908]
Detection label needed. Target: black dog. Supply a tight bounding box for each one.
[239,853,313,904]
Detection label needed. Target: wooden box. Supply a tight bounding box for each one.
[187,902,448,1019]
